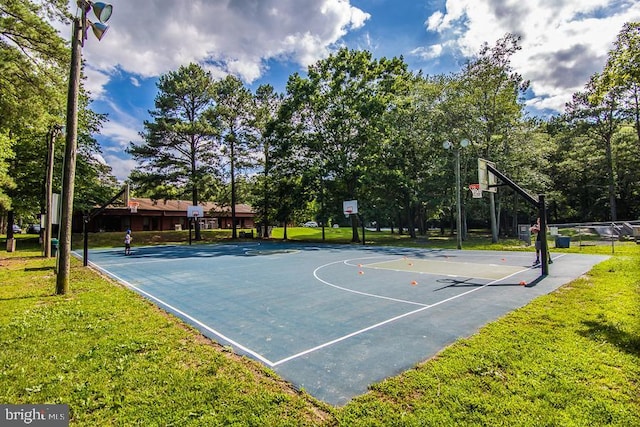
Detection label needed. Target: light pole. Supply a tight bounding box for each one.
[56,1,113,295]
[443,138,469,250]
[44,125,63,258]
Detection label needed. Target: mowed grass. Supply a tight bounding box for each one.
[1,230,639,426]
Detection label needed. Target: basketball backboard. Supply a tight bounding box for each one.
[343,200,358,216]
[187,205,204,218]
[478,158,497,193]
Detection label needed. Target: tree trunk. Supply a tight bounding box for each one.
[604,136,617,221]
[351,214,360,242]
[407,203,416,239]
[230,136,238,239]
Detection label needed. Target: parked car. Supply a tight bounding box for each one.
[27,224,41,234]
[303,221,318,228]
[12,224,22,234]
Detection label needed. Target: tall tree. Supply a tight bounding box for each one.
[0,0,69,236]
[459,34,530,241]
[0,130,15,211]
[251,84,283,238]
[377,73,445,238]
[602,22,640,146]
[286,48,408,242]
[128,63,219,239]
[211,75,256,239]
[565,74,623,221]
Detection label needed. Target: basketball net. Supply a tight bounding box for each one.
[128,201,139,213]
[469,184,483,199]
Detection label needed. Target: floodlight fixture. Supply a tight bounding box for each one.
[88,20,109,40]
[91,2,113,23]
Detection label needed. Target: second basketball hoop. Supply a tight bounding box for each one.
[128,201,140,213]
[343,200,358,217]
[469,184,483,199]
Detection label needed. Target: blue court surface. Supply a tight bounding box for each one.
[80,242,608,405]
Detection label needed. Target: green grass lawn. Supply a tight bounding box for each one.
[1,230,639,425]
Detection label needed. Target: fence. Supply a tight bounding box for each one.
[517,221,640,250]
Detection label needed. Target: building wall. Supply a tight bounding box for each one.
[75,211,254,233]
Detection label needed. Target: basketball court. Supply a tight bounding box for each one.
[79,242,608,405]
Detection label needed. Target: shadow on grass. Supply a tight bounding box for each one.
[0,292,58,301]
[24,266,55,272]
[580,320,640,357]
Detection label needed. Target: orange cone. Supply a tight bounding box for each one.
[359,271,364,275]
[519,280,527,286]
[410,280,418,286]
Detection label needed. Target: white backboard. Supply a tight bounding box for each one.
[343,200,358,215]
[478,158,497,193]
[187,205,204,218]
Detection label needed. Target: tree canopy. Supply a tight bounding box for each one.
[127,24,640,238]
[2,0,118,237]
[5,8,640,239]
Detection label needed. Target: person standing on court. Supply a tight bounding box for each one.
[124,229,132,256]
[530,218,551,266]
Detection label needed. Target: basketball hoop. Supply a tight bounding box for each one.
[187,205,203,219]
[469,184,483,199]
[128,201,139,213]
[343,200,357,217]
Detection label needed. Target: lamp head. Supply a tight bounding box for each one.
[442,141,452,150]
[92,2,113,23]
[460,138,469,148]
[88,20,109,40]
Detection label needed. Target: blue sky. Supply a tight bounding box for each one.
[62,0,640,181]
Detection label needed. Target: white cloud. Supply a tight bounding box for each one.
[103,154,139,182]
[83,66,112,100]
[100,119,142,151]
[426,11,445,31]
[61,0,371,178]
[79,0,370,83]
[92,152,107,165]
[410,44,444,60]
[424,0,640,113]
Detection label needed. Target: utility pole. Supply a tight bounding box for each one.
[56,1,113,294]
[44,125,62,258]
[56,15,82,295]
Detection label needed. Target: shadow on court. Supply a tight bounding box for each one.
[82,242,608,406]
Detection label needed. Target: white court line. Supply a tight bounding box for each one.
[360,257,524,281]
[86,259,276,367]
[313,258,429,307]
[273,262,530,366]
[96,257,191,268]
[85,245,244,267]
[83,250,565,370]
